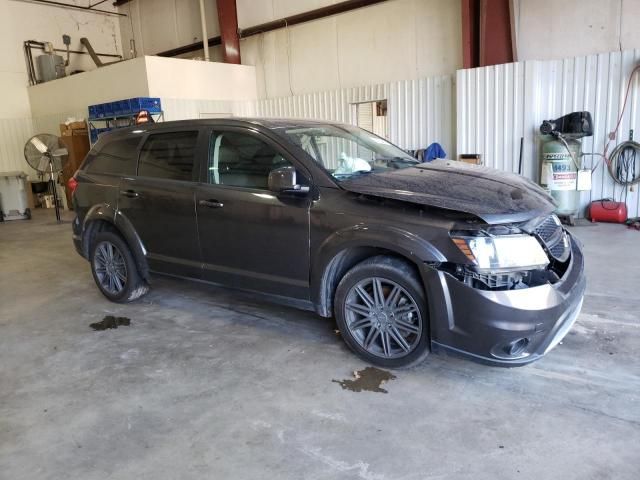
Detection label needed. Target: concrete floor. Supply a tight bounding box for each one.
[1,209,639,480]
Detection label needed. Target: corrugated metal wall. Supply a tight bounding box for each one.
[457,48,640,218]
[253,76,455,156]
[0,118,37,175]
[1,74,454,179]
[161,98,250,120]
[0,111,84,178]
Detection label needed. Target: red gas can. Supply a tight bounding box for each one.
[588,200,628,223]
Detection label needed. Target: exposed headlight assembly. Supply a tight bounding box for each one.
[452,234,549,272]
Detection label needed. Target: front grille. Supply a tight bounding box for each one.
[534,215,570,262]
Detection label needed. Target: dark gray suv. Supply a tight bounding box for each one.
[70,118,585,368]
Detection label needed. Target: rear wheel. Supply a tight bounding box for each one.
[334,256,430,368]
[90,231,148,303]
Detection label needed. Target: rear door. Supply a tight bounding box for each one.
[74,135,141,223]
[118,128,204,278]
[195,127,312,299]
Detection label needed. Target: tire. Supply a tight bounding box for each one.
[334,256,430,369]
[90,231,149,303]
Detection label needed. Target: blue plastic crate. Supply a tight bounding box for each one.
[96,104,106,118]
[102,102,114,117]
[113,99,131,116]
[129,97,162,114]
[88,104,100,119]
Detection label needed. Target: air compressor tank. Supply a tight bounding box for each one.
[539,111,593,218]
[539,135,581,216]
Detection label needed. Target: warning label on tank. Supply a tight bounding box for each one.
[541,161,577,191]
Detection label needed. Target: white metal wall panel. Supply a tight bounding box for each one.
[253,76,455,156]
[2,74,454,178]
[0,118,36,175]
[0,111,84,178]
[161,98,251,120]
[457,48,640,218]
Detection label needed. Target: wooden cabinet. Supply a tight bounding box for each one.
[59,124,90,209]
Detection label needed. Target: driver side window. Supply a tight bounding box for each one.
[208,131,292,189]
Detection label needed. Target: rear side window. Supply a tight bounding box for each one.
[138,131,199,181]
[85,136,141,175]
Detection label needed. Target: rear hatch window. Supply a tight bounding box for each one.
[84,136,141,176]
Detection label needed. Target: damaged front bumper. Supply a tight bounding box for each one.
[422,234,586,366]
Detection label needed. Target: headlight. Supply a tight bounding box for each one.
[452,234,549,271]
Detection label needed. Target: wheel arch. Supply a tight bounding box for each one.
[81,204,150,281]
[311,225,445,317]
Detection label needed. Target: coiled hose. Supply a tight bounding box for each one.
[607,140,640,186]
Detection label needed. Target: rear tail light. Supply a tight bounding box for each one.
[67,173,78,194]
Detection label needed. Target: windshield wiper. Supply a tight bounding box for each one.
[333,170,373,179]
[378,156,419,168]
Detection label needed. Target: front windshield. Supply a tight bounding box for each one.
[277,124,419,180]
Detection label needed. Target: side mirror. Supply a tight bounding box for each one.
[268,166,309,194]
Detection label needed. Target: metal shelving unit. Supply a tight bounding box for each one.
[88,111,164,144]
[87,97,163,144]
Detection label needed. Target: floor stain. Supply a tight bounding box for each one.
[90,316,131,331]
[332,367,396,393]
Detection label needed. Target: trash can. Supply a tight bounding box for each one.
[0,171,31,221]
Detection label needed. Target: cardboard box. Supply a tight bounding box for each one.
[60,133,90,210]
[61,128,88,137]
[60,121,88,136]
[43,194,55,209]
[458,154,482,165]
[25,181,36,210]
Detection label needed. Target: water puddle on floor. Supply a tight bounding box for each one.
[90,316,131,331]
[333,367,396,393]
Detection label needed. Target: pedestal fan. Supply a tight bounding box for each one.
[24,134,68,222]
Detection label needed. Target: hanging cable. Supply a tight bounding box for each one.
[608,140,640,186]
[603,64,640,164]
[599,63,640,203]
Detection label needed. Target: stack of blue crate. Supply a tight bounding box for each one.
[87,97,162,120]
[88,97,162,143]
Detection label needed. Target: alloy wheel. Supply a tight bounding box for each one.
[343,277,422,359]
[93,240,128,295]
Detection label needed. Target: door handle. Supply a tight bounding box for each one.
[120,189,139,198]
[199,199,224,208]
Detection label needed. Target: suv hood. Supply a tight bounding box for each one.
[339,160,555,224]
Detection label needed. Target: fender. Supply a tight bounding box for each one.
[311,224,446,316]
[82,203,150,281]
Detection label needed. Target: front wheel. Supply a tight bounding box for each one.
[90,231,149,303]
[334,256,430,368]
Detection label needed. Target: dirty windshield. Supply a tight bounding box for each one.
[280,124,419,180]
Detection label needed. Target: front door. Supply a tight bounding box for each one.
[118,128,203,277]
[195,127,312,299]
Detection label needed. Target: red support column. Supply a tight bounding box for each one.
[217,0,241,64]
[479,0,514,67]
[461,0,514,68]
[461,0,479,69]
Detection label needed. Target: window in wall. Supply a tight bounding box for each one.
[354,100,389,140]
[208,132,292,189]
[138,131,199,181]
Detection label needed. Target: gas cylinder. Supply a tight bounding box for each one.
[539,135,580,216]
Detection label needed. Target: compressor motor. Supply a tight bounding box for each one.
[539,111,594,221]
